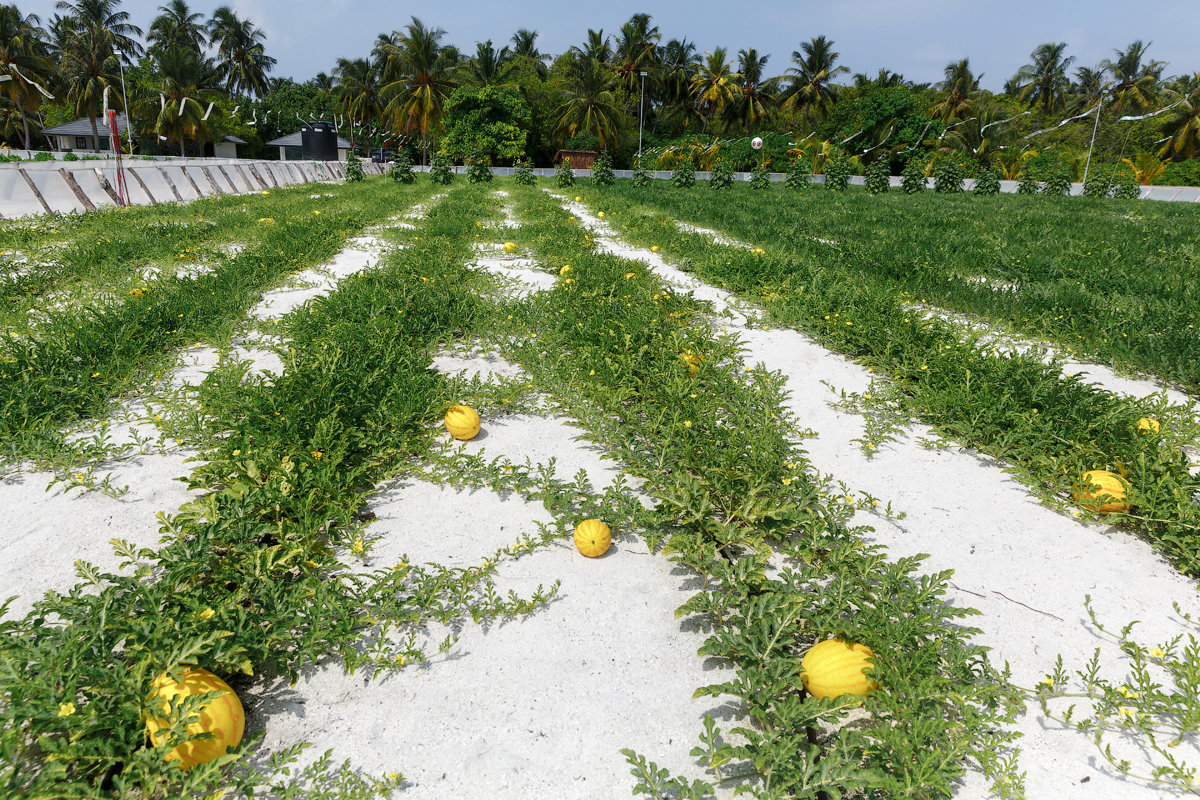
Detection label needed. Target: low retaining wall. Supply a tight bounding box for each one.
[0,158,384,218]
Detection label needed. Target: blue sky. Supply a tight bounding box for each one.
[36,0,1198,91]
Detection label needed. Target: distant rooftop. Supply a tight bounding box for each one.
[41,114,132,137]
[266,130,352,148]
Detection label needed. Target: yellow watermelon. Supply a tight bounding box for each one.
[145,668,244,769]
[1072,470,1131,513]
[801,639,879,699]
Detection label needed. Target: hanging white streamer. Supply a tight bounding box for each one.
[840,129,864,145]
[102,85,110,115]
[1118,99,1185,121]
[251,108,257,125]
[178,97,187,116]
[231,104,240,116]
[1024,104,1100,138]
[11,66,53,98]
[981,110,1031,133]
[159,93,166,112]
[201,102,214,121]
[860,125,893,155]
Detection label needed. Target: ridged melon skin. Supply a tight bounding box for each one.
[445,405,481,440]
[801,639,879,699]
[573,519,612,557]
[1072,469,1131,513]
[145,668,245,769]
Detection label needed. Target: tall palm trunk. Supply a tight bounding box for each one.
[17,106,30,149]
[88,114,99,151]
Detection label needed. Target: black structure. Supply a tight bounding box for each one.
[300,121,338,161]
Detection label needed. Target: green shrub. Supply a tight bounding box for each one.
[344,150,364,183]
[555,157,576,187]
[632,155,652,188]
[1017,169,1040,194]
[784,155,811,189]
[672,156,696,189]
[865,159,890,194]
[901,158,927,193]
[1042,169,1071,196]
[1081,172,1111,198]
[749,161,770,190]
[933,158,964,193]
[1113,169,1141,199]
[32,151,54,162]
[465,152,493,183]
[429,153,454,185]
[824,156,850,191]
[388,150,415,183]
[511,157,536,186]
[973,167,1001,196]
[709,158,734,190]
[61,151,79,162]
[591,150,615,186]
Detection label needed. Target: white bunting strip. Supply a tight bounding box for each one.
[178,97,187,116]
[860,125,893,154]
[981,110,1031,132]
[1118,99,1185,121]
[102,85,110,115]
[201,102,214,121]
[1024,104,1100,138]
[11,66,53,98]
[159,93,166,111]
[840,129,864,145]
[232,104,240,116]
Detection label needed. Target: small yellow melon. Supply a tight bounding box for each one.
[598,211,605,218]
[801,639,879,699]
[650,246,660,253]
[573,519,611,557]
[574,196,582,202]
[623,272,636,280]
[445,405,481,440]
[145,668,244,769]
[1136,417,1161,434]
[1072,469,1131,513]
[503,241,518,254]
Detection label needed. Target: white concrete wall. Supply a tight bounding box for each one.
[0,157,382,218]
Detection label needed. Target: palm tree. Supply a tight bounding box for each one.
[930,59,980,121]
[1159,73,1200,160]
[942,107,1015,168]
[1101,40,1166,115]
[1013,42,1074,125]
[690,47,739,132]
[612,14,659,94]
[378,17,456,164]
[137,45,222,155]
[208,6,275,97]
[510,28,548,78]
[656,37,699,132]
[852,68,907,90]
[54,0,141,61]
[554,54,622,147]
[462,40,513,87]
[572,29,611,64]
[0,7,52,148]
[782,35,848,122]
[333,57,381,146]
[725,48,778,132]
[59,24,118,150]
[147,0,206,57]
[1071,65,1106,110]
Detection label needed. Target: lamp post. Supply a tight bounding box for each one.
[638,70,648,163]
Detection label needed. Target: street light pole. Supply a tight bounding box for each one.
[1081,88,1110,187]
[638,70,647,163]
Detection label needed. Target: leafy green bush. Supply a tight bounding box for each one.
[344,150,364,183]
[632,155,652,188]
[672,156,696,189]
[1081,172,1111,198]
[865,159,890,194]
[429,153,454,184]
[62,151,79,162]
[389,150,415,183]
[709,158,733,190]
[973,167,1001,195]
[824,156,850,191]
[1113,169,1141,199]
[784,155,811,189]
[933,158,964,193]
[749,161,770,190]
[1017,169,1041,194]
[591,150,615,186]
[511,157,536,186]
[1042,169,1071,196]
[901,157,926,193]
[465,152,493,183]
[1155,158,1200,186]
[555,157,575,187]
[32,151,55,162]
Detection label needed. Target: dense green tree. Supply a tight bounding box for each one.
[55,0,142,61]
[612,13,659,95]
[462,40,513,87]
[378,16,457,163]
[930,58,980,121]
[690,47,738,131]
[135,44,222,155]
[333,56,381,147]
[1102,40,1165,114]
[59,24,118,149]
[725,48,777,133]
[0,6,52,148]
[440,84,530,162]
[1160,73,1200,159]
[554,53,621,147]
